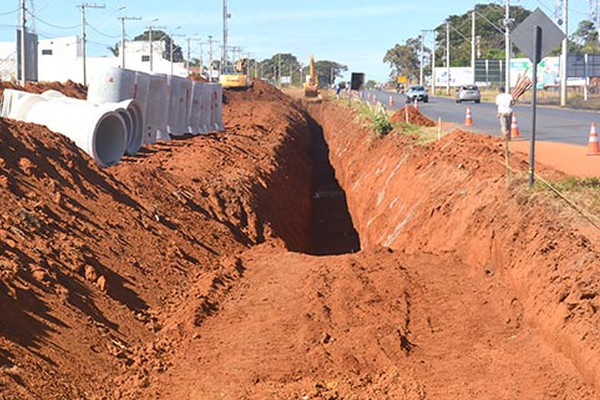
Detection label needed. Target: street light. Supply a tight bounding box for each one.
[148,18,159,72]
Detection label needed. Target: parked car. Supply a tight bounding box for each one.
[405,85,429,103]
[456,85,481,103]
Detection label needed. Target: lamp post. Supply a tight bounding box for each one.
[148,18,159,72]
[118,12,141,68]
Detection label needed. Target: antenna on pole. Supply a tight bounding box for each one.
[19,0,26,85]
[78,2,106,85]
[222,0,231,68]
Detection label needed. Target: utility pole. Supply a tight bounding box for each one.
[446,21,450,94]
[471,11,476,84]
[118,16,141,68]
[504,0,511,91]
[278,53,281,86]
[78,3,105,86]
[419,32,424,86]
[208,35,217,81]
[432,33,437,94]
[560,0,568,106]
[222,0,230,68]
[19,0,26,85]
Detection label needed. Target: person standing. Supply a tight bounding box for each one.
[495,85,514,139]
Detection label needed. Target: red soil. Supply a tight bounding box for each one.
[0,80,87,100]
[390,106,436,126]
[0,79,598,399]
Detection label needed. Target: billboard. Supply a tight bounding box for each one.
[434,67,473,87]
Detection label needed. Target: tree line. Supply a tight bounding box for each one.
[383,3,600,82]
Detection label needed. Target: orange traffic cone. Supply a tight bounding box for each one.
[464,106,473,126]
[588,122,600,155]
[510,112,521,139]
[388,95,394,106]
[413,98,419,110]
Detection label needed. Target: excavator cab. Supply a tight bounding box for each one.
[220,58,253,89]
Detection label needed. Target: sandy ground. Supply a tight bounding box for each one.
[0,80,599,399]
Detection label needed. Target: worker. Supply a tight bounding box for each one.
[495,85,514,140]
[336,82,342,99]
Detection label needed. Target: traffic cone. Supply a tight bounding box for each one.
[510,112,521,139]
[588,122,600,155]
[464,106,473,126]
[413,98,419,110]
[388,95,394,106]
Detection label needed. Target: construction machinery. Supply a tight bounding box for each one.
[303,55,319,97]
[219,58,253,89]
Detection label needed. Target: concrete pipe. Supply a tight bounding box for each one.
[134,71,152,143]
[3,90,127,167]
[188,82,204,134]
[150,73,169,142]
[178,77,192,134]
[87,67,136,104]
[199,83,212,133]
[166,75,190,136]
[87,67,144,153]
[209,83,224,132]
[35,90,141,156]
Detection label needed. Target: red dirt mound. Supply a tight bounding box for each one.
[318,100,600,395]
[390,106,436,126]
[0,80,87,100]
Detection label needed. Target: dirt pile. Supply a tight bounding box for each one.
[390,106,436,126]
[0,80,314,398]
[0,80,87,100]
[317,100,600,394]
[1,79,599,399]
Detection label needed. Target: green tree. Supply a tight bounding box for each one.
[571,20,600,53]
[383,37,422,80]
[430,3,531,67]
[365,80,377,89]
[258,53,301,85]
[315,60,348,86]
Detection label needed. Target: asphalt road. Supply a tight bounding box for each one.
[364,89,600,146]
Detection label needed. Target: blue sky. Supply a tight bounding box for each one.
[0,0,596,81]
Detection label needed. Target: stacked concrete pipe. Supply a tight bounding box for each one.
[87,67,144,154]
[148,73,168,143]
[0,89,127,167]
[0,68,224,167]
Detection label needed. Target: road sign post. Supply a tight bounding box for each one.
[510,8,565,188]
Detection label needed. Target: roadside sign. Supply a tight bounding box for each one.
[510,8,565,63]
[510,8,565,188]
[397,76,408,84]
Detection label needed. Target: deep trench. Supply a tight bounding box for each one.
[306,122,360,256]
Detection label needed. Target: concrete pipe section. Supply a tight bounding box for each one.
[134,71,152,143]
[200,83,212,133]
[188,82,204,134]
[1,89,127,167]
[150,73,169,142]
[209,83,224,131]
[87,67,144,154]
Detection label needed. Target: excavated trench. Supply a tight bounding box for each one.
[306,122,360,255]
[2,82,599,398]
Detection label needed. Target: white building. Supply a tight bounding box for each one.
[0,34,188,84]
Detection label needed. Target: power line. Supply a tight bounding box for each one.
[0,8,19,16]
[86,21,120,38]
[26,10,80,29]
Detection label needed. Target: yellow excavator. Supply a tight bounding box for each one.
[303,55,319,97]
[220,58,253,89]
